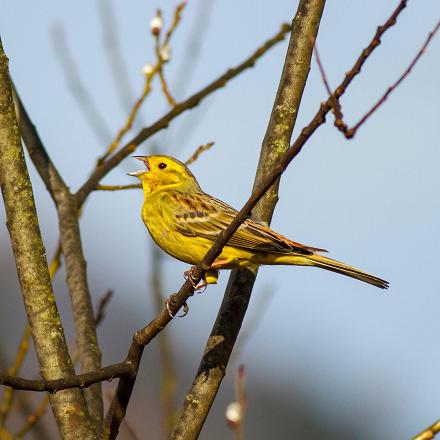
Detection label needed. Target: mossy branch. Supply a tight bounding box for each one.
[0,38,95,439]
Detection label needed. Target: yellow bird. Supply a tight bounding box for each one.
[129,155,388,290]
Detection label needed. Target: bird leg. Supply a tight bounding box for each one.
[165,293,189,318]
[183,266,220,292]
[184,266,205,291]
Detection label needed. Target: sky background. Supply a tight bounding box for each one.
[1,1,440,439]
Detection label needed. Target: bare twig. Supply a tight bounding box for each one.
[226,365,247,440]
[0,364,130,393]
[98,2,187,165]
[96,183,142,191]
[157,3,187,107]
[0,324,32,428]
[0,325,32,428]
[313,39,332,96]
[162,0,215,153]
[99,0,137,115]
[314,6,438,139]
[346,18,440,137]
[97,62,159,166]
[412,419,440,440]
[51,24,112,144]
[95,290,114,326]
[14,396,50,440]
[184,142,215,165]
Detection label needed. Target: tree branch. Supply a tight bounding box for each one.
[314,16,440,139]
[0,38,95,439]
[0,364,131,394]
[13,86,104,427]
[51,24,112,144]
[170,0,326,437]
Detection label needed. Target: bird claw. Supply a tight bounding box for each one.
[165,294,189,318]
[184,266,207,293]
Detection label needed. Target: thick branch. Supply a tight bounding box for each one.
[13,87,103,427]
[0,364,131,394]
[0,39,94,439]
[170,1,326,438]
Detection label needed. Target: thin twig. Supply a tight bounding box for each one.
[157,3,187,107]
[98,2,187,165]
[99,0,138,116]
[97,63,159,166]
[95,291,114,326]
[347,18,440,137]
[0,364,130,394]
[0,325,32,428]
[51,24,112,144]
[412,419,440,440]
[184,142,215,165]
[95,183,142,191]
[162,0,215,153]
[14,396,50,440]
[314,11,439,139]
[226,365,247,440]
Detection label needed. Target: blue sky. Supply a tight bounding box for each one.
[1,1,440,438]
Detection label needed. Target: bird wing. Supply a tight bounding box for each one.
[167,191,326,255]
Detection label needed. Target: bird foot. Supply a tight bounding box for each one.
[184,266,207,293]
[165,293,189,318]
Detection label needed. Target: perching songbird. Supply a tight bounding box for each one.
[129,155,388,290]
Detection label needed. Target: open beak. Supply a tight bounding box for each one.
[127,156,149,177]
[127,169,146,177]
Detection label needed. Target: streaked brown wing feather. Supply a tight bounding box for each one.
[167,191,326,255]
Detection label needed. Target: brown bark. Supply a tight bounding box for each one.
[0,38,95,439]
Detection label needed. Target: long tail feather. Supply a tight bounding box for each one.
[305,254,389,289]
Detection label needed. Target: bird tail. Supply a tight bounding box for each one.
[274,253,389,289]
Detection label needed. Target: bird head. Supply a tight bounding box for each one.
[128,155,201,194]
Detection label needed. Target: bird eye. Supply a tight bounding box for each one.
[158,162,167,169]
